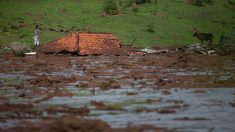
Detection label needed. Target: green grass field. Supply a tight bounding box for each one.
[0,0,234,48]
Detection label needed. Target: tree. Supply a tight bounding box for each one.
[103,0,118,15]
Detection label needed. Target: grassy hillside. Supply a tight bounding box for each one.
[0,0,234,48]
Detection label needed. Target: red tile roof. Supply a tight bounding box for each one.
[40,33,79,53]
[79,33,120,55]
[40,32,121,55]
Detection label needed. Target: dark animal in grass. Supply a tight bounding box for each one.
[193,32,214,44]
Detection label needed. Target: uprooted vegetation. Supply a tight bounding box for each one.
[0,42,32,57]
[212,38,235,56]
[203,34,235,56]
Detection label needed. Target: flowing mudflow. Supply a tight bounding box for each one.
[0,51,235,132]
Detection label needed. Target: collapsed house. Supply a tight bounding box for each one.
[39,32,125,55]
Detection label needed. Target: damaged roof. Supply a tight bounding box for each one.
[40,33,79,53]
[39,32,121,55]
[79,33,120,55]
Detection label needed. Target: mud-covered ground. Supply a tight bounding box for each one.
[0,51,235,132]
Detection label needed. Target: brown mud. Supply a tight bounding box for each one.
[1,115,172,132]
[0,50,235,132]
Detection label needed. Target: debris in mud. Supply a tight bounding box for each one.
[155,77,174,88]
[34,95,54,104]
[0,81,3,88]
[165,104,190,109]
[15,82,24,89]
[0,96,8,101]
[126,92,138,96]
[193,90,207,93]
[100,80,120,90]
[29,75,77,88]
[45,105,89,116]
[140,48,168,54]
[174,117,209,121]
[0,51,235,131]
[157,109,176,114]
[230,100,235,108]
[167,99,184,104]
[176,42,235,56]
[162,90,172,95]
[164,99,190,109]
[146,98,162,104]
[135,107,177,114]
[86,79,121,90]
[177,44,207,54]
[54,89,73,97]
[25,52,37,56]
[18,92,26,97]
[76,82,89,88]
[91,101,125,111]
[0,103,33,113]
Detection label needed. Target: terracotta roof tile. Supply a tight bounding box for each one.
[40,33,79,53]
[40,32,121,55]
[79,33,120,55]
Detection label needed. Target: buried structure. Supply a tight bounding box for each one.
[39,32,126,55]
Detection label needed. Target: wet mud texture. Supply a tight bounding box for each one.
[0,51,235,131]
[1,115,172,132]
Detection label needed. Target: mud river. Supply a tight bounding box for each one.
[0,52,235,132]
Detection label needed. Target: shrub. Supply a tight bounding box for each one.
[210,34,235,56]
[129,0,157,5]
[194,0,203,6]
[188,0,214,6]
[146,23,155,33]
[103,0,119,15]
[132,6,139,13]
[2,27,9,32]
[203,0,214,5]
[6,42,32,57]
[216,43,235,56]
[227,0,235,5]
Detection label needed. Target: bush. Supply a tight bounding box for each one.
[2,27,9,32]
[215,43,235,56]
[129,0,157,5]
[132,6,139,13]
[188,0,214,6]
[227,0,235,5]
[210,34,235,56]
[103,0,119,15]
[146,23,155,33]
[6,42,32,57]
[194,0,203,6]
[204,0,214,5]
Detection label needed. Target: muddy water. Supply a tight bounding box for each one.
[40,88,235,132]
[0,53,235,132]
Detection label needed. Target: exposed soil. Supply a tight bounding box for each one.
[1,115,172,132]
